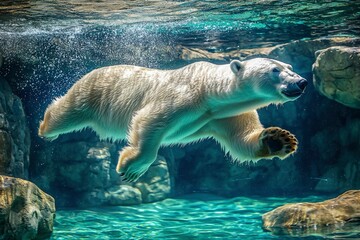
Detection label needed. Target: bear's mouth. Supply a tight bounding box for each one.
[281,90,303,98]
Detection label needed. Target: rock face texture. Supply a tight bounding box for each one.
[32,134,171,207]
[266,37,360,75]
[262,190,360,235]
[313,46,360,109]
[0,75,30,178]
[135,155,171,203]
[0,175,55,240]
[311,117,360,193]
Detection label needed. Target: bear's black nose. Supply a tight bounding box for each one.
[296,79,308,91]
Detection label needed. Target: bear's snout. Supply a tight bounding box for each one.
[281,78,308,99]
[296,79,308,91]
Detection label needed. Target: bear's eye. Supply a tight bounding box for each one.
[272,67,281,73]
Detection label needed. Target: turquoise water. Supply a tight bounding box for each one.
[0,1,360,239]
[52,194,360,239]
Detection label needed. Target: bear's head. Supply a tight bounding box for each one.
[230,58,307,103]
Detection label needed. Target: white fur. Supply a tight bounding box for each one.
[39,58,304,181]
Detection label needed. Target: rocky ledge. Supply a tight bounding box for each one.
[0,175,55,240]
[180,37,360,74]
[262,190,360,236]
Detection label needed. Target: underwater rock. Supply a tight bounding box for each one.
[179,37,360,75]
[0,78,30,178]
[313,46,360,109]
[0,175,55,240]
[73,154,170,206]
[135,155,171,203]
[179,47,230,61]
[105,185,142,205]
[55,142,112,191]
[32,136,113,207]
[262,190,360,235]
[33,134,171,207]
[179,46,273,62]
[267,37,360,75]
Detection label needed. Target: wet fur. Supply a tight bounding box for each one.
[39,58,305,182]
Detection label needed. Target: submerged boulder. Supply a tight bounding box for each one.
[262,190,360,235]
[313,46,360,109]
[33,135,172,207]
[55,142,112,191]
[0,175,55,240]
[135,155,171,203]
[105,185,142,206]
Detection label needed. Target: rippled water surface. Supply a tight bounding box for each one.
[1,0,359,49]
[52,194,360,239]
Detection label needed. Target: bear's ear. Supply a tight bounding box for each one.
[230,60,243,75]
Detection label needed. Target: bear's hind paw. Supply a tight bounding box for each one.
[116,147,151,182]
[258,127,298,159]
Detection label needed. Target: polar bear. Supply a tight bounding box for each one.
[39,58,307,182]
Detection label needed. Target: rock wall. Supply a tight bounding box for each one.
[32,133,171,207]
[0,57,30,178]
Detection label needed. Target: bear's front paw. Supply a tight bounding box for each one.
[258,127,298,159]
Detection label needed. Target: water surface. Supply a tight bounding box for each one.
[53,194,360,239]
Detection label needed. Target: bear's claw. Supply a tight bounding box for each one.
[258,127,298,159]
[117,147,151,182]
[120,167,148,182]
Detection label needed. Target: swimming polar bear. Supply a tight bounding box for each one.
[39,58,307,182]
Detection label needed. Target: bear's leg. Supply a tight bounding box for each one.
[211,111,298,161]
[116,108,166,182]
